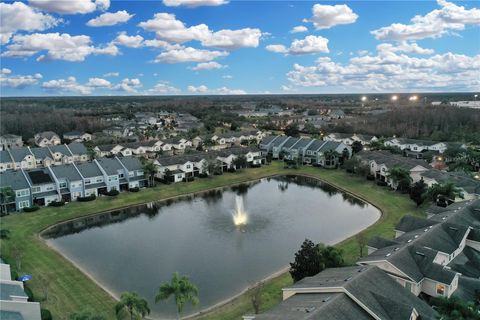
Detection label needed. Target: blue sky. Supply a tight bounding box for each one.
[0,0,479,96]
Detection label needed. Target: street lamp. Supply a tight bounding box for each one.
[409,95,418,101]
[361,96,367,102]
[391,95,398,102]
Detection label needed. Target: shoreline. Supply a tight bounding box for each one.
[37,171,383,320]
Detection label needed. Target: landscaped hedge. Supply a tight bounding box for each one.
[41,309,52,320]
[77,194,96,202]
[23,205,40,212]
[198,173,208,178]
[376,181,388,187]
[106,189,120,196]
[366,174,375,181]
[129,187,140,192]
[49,200,65,207]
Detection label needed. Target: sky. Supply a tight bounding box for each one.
[0,0,479,96]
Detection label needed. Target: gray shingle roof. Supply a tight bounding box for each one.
[421,170,480,194]
[51,164,82,181]
[395,216,438,233]
[0,282,27,300]
[67,143,88,154]
[30,147,52,159]
[0,150,12,163]
[49,144,72,156]
[8,148,33,162]
[117,156,143,172]
[306,140,327,152]
[75,162,102,178]
[0,170,30,190]
[96,158,124,175]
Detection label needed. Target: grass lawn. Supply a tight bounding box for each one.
[0,162,424,319]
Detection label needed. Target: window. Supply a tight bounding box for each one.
[129,172,134,177]
[16,189,29,197]
[436,284,445,295]
[59,182,67,188]
[46,186,54,191]
[31,186,41,193]
[96,178,102,182]
[119,173,124,178]
[18,200,30,209]
[85,179,91,184]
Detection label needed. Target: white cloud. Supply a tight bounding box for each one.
[86,77,111,87]
[307,3,358,30]
[190,61,226,70]
[188,85,209,93]
[138,13,262,49]
[376,42,434,55]
[290,25,308,33]
[87,10,133,27]
[2,32,118,61]
[103,72,119,77]
[267,35,329,55]
[42,76,92,95]
[163,0,228,7]
[0,70,42,88]
[0,2,60,44]
[113,32,144,48]
[115,78,142,93]
[222,75,233,79]
[216,87,246,94]
[29,0,109,14]
[147,81,180,94]
[154,46,228,63]
[286,48,480,92]
[371,0,480,41]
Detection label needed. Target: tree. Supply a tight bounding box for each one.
[426,182,463,207]
[343,156,360,173]
[115,292,150,320]
[289,239,344,282]
[155,272,199,320]
[233,155,248,170]
[284,123,300,137]
[323,150,340,168]
[142,161,158,187]
[250,282,264,314]
[409,179,428,207]
[0,187,15,215]
[430,296,480,320]
[69,310,106,320]
[351,141,363,154]
[356,233,367,258]
[387,166,412,192]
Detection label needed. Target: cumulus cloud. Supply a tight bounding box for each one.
[154,46,228,63]
[138,13,262,49]
[376,42,434,55]
[86,10,133,27]
[42,76,92,95]
[306,3,358,30]
[147,81,180,94]
[188,85,209,93]
[113,32,144,48]
[222,75,233,79]
[190,61,226,70]
[286,48,480,92]
[266,35,329,55]
[103,72,119,77]
[0,69,42,88]
[371,0,480,41]
[85,77,112,87]
[0,2,59,44]
[290,25,308,33]
[163,0,228,7]
[1,32,118,61]
[115,78,142,93]
[29,0,109,14]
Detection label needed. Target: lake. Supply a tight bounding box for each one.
[44,175,380,318]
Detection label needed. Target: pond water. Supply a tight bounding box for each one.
[44,175,380,319]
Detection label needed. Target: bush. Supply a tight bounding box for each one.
[49,200,65,207]
[198,173,208,178]
[41,309,52,320]
[23,205,40,212]
[129,187,140,192]
[366,174,375,181]
[376,181,388,187]
[23,285,34,301]
[77,194,96,202]
[106,189,120,196]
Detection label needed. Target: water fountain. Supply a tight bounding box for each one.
[232,195,248,226]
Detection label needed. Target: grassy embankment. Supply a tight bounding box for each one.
[0,162,424,319]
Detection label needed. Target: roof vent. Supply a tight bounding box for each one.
[386,253,392,257]
[442,217,446,220]
[429,226,433,229]
[415,251,425,256]
[322,297,331,302]
[424,228,428,232]
[305,307,316,313]
[407,239,412,243]
[344,276,353,281]
[449,227,458,231]
[414,235,419,238]
[394,247,400,251]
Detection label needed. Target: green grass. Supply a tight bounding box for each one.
[0,162,424,319]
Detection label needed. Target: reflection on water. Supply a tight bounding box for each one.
[45,175,380,319]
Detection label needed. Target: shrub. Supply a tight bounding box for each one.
[23,285,34,301]
[41,309,52,320]
[23,205,40,212]
[49,200,65,207]
[376,181,388,187]
[366,174,375,181]
[129,187,140,192]
[198,173,208,178]
[77,194,96,202]
[106,189,120,196]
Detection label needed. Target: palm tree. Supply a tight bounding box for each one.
[426,182,463,206]
[0,187,15,215]
[115,292,150,320]
[387,166,412,192]
[142,161,158,187]
[323,150,340,169]
[155,272,199,320]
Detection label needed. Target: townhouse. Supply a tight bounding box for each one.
[0,261,41,320]
[324,133,378,146]
[0,134,23,150]
[63,131,92,142]
[417,170,480,201]
[34,131,61,147]
[25,168,61,206]
[0,144,89,173]
[245,265,437,320]
[211,131,265,147]
[384,138,448,159]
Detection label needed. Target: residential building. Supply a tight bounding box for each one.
[384,138,447,158]
[75,162,106,197]
[0,170,31,212]
[63,131,92,142]
[0,134,23,150]
[25,168,61,206]
[417,170,480,201]
[34,131,61,147]
[49,164,84,202]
